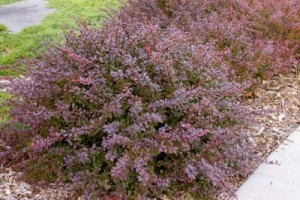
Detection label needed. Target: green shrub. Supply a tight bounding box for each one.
[0,24,7,32]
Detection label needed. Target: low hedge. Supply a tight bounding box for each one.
[1,0,299,199]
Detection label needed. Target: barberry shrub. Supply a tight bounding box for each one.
[2,0,299,199]
[123,0,300,81]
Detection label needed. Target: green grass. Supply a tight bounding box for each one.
[0,0,20,5]
[0,92,11,124]
[0,0,119,76]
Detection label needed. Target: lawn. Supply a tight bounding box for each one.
[0,0,19,5]
[0,0,119,76]
[0,92,11,124]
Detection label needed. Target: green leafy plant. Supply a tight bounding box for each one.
[0,24,7,32]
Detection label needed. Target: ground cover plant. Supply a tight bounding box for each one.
[1,0,300,199]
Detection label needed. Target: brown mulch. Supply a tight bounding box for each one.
[247,74,300,158]
[228,73,300,196]
[0,167,74,200]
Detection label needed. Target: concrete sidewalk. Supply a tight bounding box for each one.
[236,127,300,200]
[0,0,54,33]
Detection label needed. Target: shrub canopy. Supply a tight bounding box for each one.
[1,0,299,199]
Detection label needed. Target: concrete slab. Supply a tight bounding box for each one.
[236,128,300,200]
[0,0,55,33]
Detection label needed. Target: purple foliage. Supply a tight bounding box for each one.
[3,0,298,198]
